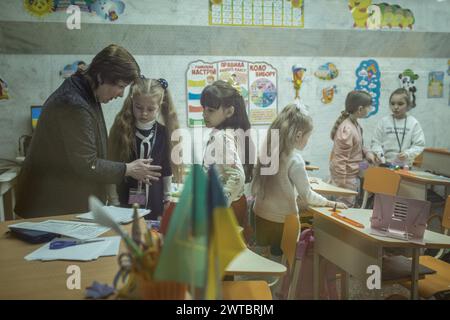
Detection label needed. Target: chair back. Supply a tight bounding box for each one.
[280,214,300,270]
[363,167,401,195]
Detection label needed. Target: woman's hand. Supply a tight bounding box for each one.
[125,158,161,184]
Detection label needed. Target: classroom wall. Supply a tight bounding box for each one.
[1,0,449,180]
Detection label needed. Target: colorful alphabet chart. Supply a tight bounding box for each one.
[186,60,278,127]
[209,0,304,28]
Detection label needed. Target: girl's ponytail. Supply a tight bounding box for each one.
[330,110,350,140]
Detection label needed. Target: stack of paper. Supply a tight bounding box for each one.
[76,206,149,224]
[25,236,121,261]
[9,220,110,240]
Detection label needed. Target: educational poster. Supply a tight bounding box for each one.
[209,0,304,28]
[399,69,418,108]
[348,0,415,30]
[428,71,444,98]
[91,0,125,21]
[218,61,249,105]
[59,60,88,78]
[248,62,278,124]
[0,76,9,101]
[354,59,381,118]
[186,61,218,127]
[186,60,278,127]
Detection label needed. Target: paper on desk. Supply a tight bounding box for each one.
[9,220,110,240]
[75,206,149,224]
[24,236,121,261]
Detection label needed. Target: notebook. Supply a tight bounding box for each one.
[370,193,431,244]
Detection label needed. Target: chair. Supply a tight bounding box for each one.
[222,281,272,300]
[361,167,401,208]
[399,195,450,299]
[222,214,300,300]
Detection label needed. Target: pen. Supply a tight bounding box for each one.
[49,239,105,250]
[331,212,364,228]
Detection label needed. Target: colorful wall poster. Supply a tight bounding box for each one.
[59,60,88,78]
[186,60,278,127]
[314,62,339,81]
[320,85,337,104]
[0,77,9,101]
[186,61,218,127]
[248,62,278,124]
[399,69,418,108]
[348,0,415,30]
[209,0,304,28]
[24,0,125,21]
[354,59,381,118]
[292,65,306,100]
[428,71,444,98]
[218,61,249,105]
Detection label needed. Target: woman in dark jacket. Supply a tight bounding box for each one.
[15,44,161,218]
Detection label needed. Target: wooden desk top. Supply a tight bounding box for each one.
[309,207,450,249]
[0,214,130,299]
[396,170,450,186]
[0,214,285,299]
[309,178,358,197]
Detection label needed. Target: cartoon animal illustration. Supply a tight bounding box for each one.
[23,0,55,17]
[348,0,372,28]
[398,69,419,108]
[321,85,337,104]
[348,1,415,30]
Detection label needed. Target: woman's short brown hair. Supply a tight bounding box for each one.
[84,44,140,88]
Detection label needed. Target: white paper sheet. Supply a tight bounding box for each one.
[76,206,149,224]
[24,236,121,261]
[9,220,110,240]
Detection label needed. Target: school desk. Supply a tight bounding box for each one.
[309,177,358,197]
[0,167,19,222]
[396,169,450,201]
[0,214,285,299]
[309,207,450,300]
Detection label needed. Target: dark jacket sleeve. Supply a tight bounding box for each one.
[58,105,126,184]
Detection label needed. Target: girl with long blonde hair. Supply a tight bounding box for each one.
[109,76,180,219]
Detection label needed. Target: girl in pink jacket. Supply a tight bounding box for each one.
[329,90,377,207]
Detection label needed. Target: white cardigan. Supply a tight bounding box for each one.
[203,129,245,206]
[253,149,329,223]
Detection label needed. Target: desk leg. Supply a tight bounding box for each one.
[411,248,419,300]
[0,194,4,222]
[313,251,320,300]
[340,271,349,300]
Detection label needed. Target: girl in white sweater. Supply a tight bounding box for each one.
[371,88,425,167]
[252,104,346,256]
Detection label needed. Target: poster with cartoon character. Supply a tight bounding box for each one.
[249,62,278,124]
[398,69,418,108]
[348,0,415,30]
[0,77,10,101]
[428,71,444,98]
[354,59,381,117]
[218,60,249,106]
[91,0,125,21]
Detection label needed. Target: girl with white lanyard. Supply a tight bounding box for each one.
[108,76,181,220]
